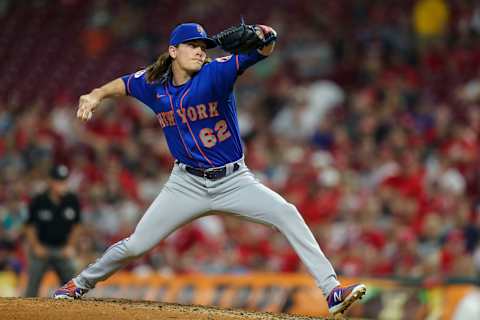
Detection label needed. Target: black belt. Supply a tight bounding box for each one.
[182,162,240,180]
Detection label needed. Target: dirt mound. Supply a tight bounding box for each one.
[0,298,330,320]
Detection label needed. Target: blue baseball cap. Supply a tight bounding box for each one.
[169,23,217,49]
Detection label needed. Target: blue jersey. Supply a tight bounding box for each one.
[121,50,266,168]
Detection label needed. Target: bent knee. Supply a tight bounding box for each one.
[124,237,148,258]
[271,203,303,226]
[284,203,301,216]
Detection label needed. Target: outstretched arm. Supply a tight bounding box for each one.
[77,78,126,121]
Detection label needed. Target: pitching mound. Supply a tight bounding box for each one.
[0,298,330,320]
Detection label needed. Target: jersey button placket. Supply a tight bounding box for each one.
[176,104,199,164]
[166,85,196,164]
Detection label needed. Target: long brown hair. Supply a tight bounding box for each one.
[145,51,172,84]
[145,48,212,84]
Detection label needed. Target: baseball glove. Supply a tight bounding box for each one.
[213,22,277,54]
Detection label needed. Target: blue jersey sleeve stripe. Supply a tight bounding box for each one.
[179,89,214,167]
[164,85,194,160]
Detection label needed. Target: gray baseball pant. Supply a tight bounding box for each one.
[74,160,339,297]
[26,248,76,297]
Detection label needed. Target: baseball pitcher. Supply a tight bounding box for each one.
[53,22,366,316]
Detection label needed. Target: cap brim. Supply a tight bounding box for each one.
[181,36,217,49]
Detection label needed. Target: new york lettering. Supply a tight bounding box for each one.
[157,101,219,128]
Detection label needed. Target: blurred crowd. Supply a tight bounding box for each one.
[1,0,480,288]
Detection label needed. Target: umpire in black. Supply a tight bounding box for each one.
[24,164,82,297]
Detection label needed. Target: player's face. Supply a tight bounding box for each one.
[172,40,207,73]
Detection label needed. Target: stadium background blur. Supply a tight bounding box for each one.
[1,0,480,317]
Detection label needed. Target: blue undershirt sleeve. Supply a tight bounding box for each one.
[207,50,268,97]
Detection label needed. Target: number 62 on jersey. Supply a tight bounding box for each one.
[199,120,231,148]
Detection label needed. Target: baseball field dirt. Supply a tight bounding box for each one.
[0,298,343,320]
